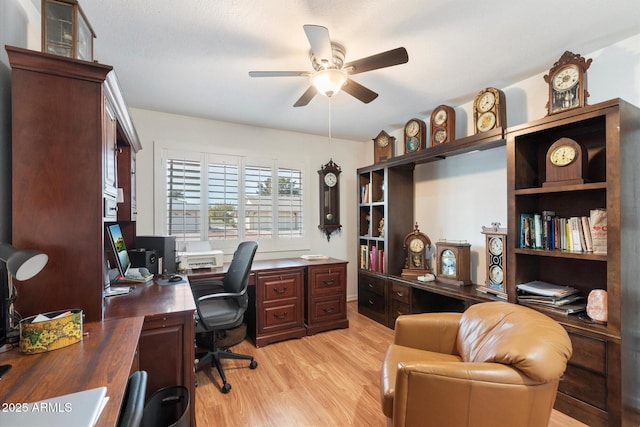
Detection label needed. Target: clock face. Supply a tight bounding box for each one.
[489,237,503,256]
[552,65,580,91]
[433,129,447,144]
[477,111,496,132]
[489,265,504,284]
[324,172,337,187]
[434,109,447,125]
[405,120,420,137]
[477,91,496,113]
[376,135,389,147]
[440,249,456,276]
[406,137,419,152]
[409,238,424,253]
[550,145,577,166]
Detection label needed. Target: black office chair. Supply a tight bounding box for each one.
[191,241,258,393]
[117,370,147,427]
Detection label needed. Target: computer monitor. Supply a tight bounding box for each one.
[106,224,131,279]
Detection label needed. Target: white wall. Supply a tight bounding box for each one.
[132,34,640,299]
[384,34,640,285]
[131,109,367,299]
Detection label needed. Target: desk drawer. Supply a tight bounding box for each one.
[391,283,411,304]
[358,289,386,314]
[359,274,385,297]
[260,271,301,303]
[261,301,303,332]
[308,294,345,324]
[308,264,346,297]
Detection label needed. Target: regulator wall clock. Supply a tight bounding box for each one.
[430,105,455,145]
[477,223,507,299]
[373,130,395,164]
[472,87,506,134]
[318,159,341,241]
[435,240,471,286]
[401,223,432,278]
[544,51,592,116]
[404,118,426,153]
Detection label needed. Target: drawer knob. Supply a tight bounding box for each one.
[395,291,404,297]
[273,286,288,294]
[368,283,374,288]
[273,311,288,320]
[323,306,336,314]
[322,279,335,286]
[368,299,374,305]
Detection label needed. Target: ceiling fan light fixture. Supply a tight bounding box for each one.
[311,69,348,97]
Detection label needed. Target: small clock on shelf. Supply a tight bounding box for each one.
[477,223,507,299]
[401,223,432,278]
[430,105,455,145]
[318,159,341,241]
[373,130,395,164]
[435,240,471,286]
[472,87,506,134]
[544,51,592,116]
[543,137,588,187]
[404,118,427,154]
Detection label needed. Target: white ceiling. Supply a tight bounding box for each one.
[76,0,639,142]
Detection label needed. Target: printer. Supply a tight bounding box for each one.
[177,241,224,270]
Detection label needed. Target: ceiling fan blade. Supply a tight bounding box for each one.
[342,78,378,104]
[344,47,408,75]
[293,86,317,107]
[303,25,333,64]
[249,71,310,77]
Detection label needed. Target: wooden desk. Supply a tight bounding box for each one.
[188,257,349,347]
[104,280,196,427]
[0,317,143,427]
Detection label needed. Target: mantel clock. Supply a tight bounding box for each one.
[544,51,592,116]
[473,87,506,134]
[318,159,342,241]
[373,130,395,164]
[435,240,471,286]
[477,223,507,299]
[404,118,427,154]
[401,223,432,278]
[543,137,588,187]
[430,105,455,145]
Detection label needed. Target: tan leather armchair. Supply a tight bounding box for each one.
[381,302,572,427]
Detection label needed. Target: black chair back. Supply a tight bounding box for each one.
[223,241,258,294]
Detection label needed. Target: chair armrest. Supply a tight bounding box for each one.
[393,362,554,427]
[190,280,224,300]
[393,313,461,354]
[196,289,246,304]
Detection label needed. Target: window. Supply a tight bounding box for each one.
[159,148,308,252]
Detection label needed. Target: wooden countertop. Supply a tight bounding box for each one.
[103,280,196,320]
[0,316,144,427]
[187,256,348,278]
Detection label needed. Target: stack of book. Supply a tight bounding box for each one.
[516,280,586,315]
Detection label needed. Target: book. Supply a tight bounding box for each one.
[516,280,579,298]
[520,213,533,248]
[581,216,593,252]
[533,213,543,249]
[300,254,329,261]
[569,217,583,251]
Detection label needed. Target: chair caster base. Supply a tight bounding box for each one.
[221,383,232,393]
[250,360,258,369]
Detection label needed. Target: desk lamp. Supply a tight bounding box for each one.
[0,242,48,379]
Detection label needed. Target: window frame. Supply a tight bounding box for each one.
[154,141,311,254]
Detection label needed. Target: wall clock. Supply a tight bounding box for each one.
[477,223,507,299]
[401,223,432,278]
[373,130,395,164]
[543,137,588,187]
[435,240,471,286]
[544,51,592,116]
[472,87,506,134]
[404,118,426,154]
[430,105,455,145]
[318,159,342,241]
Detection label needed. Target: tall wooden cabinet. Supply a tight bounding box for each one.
[506,98,640,427]
[7,46,141,323]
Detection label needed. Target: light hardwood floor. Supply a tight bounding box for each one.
[195,301,587,426]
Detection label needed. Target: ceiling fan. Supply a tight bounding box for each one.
[249,25,409,107]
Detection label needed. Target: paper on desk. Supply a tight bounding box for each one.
[0,387,108,427]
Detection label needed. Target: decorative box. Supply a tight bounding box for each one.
[19,309,83,354]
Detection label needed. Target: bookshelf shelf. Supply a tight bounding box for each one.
[513,248,607,261]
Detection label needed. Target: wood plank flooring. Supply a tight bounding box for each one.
[195,301,587,426]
